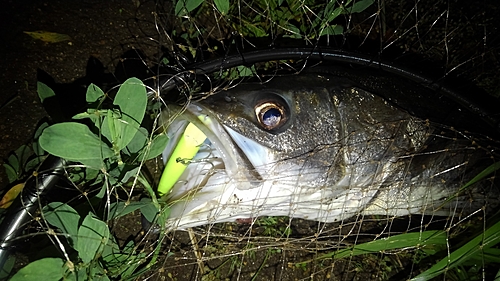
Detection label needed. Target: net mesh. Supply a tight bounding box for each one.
[1,0,500,280]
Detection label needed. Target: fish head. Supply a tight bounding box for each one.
[160,72,488,230]
[161,74,350,229]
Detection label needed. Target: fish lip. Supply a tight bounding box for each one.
[162,102,265,201]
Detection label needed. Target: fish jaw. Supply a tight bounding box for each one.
[164,164,382,230]
[166,181,380,230]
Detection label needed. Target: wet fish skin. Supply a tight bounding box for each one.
[163,73,498,229]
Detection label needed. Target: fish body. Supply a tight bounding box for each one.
[161,72,499,230]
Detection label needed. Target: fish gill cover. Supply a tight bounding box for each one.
[1,0,500,280]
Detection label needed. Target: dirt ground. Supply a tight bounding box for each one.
[0,0,161,187]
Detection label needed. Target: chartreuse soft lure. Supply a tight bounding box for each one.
[158,122,207,196]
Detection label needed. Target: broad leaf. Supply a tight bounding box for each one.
[76,214,110,264]
[348,0,375,13]
[111,77,147,150]
[37,82,56,103]
[2,164,17,183]
[126,127,148,154]
[109,199,152,219]
[140,202,160,223]
[320,25,344,36]
[10,258,65,281]
[175,0,204,16]
[86,83,104,103]
[138,133,169,161]
[39,122,113,162]
[214,0,229,14]
[43,202,81,246]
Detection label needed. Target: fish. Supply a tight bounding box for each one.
[160,70,500,230]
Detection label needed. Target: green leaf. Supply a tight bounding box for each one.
[463,248,500,264]
[37,82,56,103]
[0,255,15,279]
[65,267,88,281]
[33,141,45,157]
[43,202,81,247]
[95,184,107,199]
[101,239,148,278]
[76,214,110,264]
[85,167,101,181]
[34,122,49,139]
[283,23,301,39]
[80,159,108,170]
[15,145,33,173]
[325,6,343,23]
[34,122,49,156]
[25,157,43,173]
[214,0,229,15]
[348,0,375,13]
[412,219,500,281]
[121,165,140,183]
[320,25,344,36]
[175,0,204,16]
[461,161,500,190]
[104,110,120,149]
[88,261,110,281]
[138,133,169,161]
[10,258,65,281]
[140,202,160,223]
[112,78,147,150]
[86,83,104,103]
[237,65,255,77]
[156,207,171,230]
[3,164,17,183]
[109,198,152,219]
[39,122,114,162]
[298,230,447,266]
[242,23,267,37]
[72,112,93,120]
[7,154,19,175]
[119,247,148,278]
[126,127,148,154]
[105,162,138,184]
[101,237,122,264]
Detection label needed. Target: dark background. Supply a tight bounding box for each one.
[0,0,162,187]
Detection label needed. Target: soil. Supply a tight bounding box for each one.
[0,0,161,188]
[0,0,161,277]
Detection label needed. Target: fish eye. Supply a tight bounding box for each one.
[255,101,288,131]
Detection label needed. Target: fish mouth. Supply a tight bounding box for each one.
[160,103,279,229]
